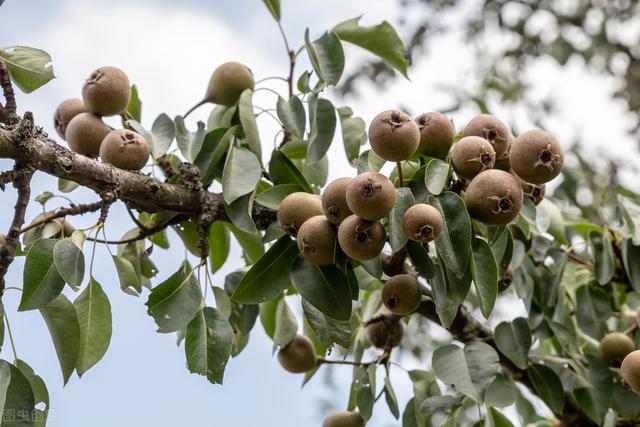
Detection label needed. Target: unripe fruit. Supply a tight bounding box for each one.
[322,411,365,427]
[498,265,514,292]
[510,130,564,184]
[451,136,496,180]
[322,177,353,225]
[185,62,254,116]
[462,114,510,159]
[402,204,443,243]
[465,169,523,225]
[337,215,385,261]
[65,112,111,157]
[414,112,456,159]
[82,66,131,116]
[368,110,420,162]
[278,192,323,236]
[621,350,640,393]
[277,335,318,373]
[99,129,150,171]
[601,332,635,367]
[297,216,337,266]
[382,274,422,315]
[366,306,404,349]
[54,99,87,140]
[55,218,75,238]
[346,172,396,221]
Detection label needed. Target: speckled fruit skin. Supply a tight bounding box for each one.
[462,114,510,159]
[277,335,318,374]
[498,265,514,292]
[206,62,255,106]
[382,274,422,315]
[414,112,456,159]
[510,130,564,184]
[99,129,150,171]
[82,66,131,116]
[322,411,366,427]
[622,350,640,393]
[296,215,337,266]
[366,306,404,349]
[451,136,496,180]
[337,215,386,261]
[54,99,87,140]
[277,192,323,236]
[322,177,353,225]
[65,112,111,157]
[402,204,443,243]
[368,110,420,162]
[600,332,635,367]
[465,169,523,225]
[346,172,396,221]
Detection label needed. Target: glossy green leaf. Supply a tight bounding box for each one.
[74,278,112,376]
[337,107,366,166]
[494,318,531,369]
[589,231,615,285]
[304,29,345,86]
[20,239,65,311]
[15,359,48,426]
[618,194,640,245]
[268,150,313,193]
[290,257,352,321]
[406,240,435,279]
[528,364,565,414]
[238,89,262,159]
[277,96,305,138]
[485,373,517,408]
[0,46,55,93]
[575,285,611,339]
[174,116,206,162]
[231,236,298,304]
[261,0,280,21]
[428,192,471,278]
[195,126,238,186]
[424,159,450,195]
[185,307,233,384]
[301,300,351,348]
[222,145,262,205]
[208,221,230,273]
[112,255,141,295]
[225,191,257,234]
[150,113,175,158]
[471,238,498,318]
[255,184,303,210]
[489,226,513,277]
[384,377,400,419]
[58,178,79,193]
[389,188,415,252]
[486,407,514,427]
[573,357,613,424]
[307,97,337,163]
[39,294,80,384]
[622,239,640,293]
[52,239,85,290]
[356,149,385,174]
[332,17,408,77]
[225,223,264,264]
[126,84,142,122]
[272,298,298,349]
[0,360,36,426]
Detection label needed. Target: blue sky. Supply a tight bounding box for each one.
[1,1,638,426]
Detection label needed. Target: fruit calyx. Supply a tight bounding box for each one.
[361,179,382,198]
[383,111,406,130]
[488,190,514,214]
[535,142,562,170]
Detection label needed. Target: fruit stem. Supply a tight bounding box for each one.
[623,323,638,336]
[397,162,404,187]
[183,99,206,119]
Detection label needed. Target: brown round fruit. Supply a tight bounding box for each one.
[498,265,514,292]
[402,204,443,243]
[451,136,496,180]
[278,192,323,236]
[322,411,365,427]
[601,332,635,367]
[621,350,640,393]
[82,66,131,116]
[368,110,420,162]
[297,215,337,266]
[337,215,386,261]
[414,112,456,159]
[510,130,564,184]
[54,99,87,140]
[366,305,404,349]
[346,172,396,221]
[277,335,318,373]
[465,169,523,225]
[322,177,353,225]
[462,114,510,159]
[99,129,150,171]
[382,274,422,315]
[65,112,111,157]
[206,62,255,106]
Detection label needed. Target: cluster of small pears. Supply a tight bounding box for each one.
[600,325,640,394]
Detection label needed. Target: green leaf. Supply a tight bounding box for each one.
[222,145,262,204]
[471,238,498,318]
[52,239,85,290]
[261,0,280,21]
[622,239,640,293]
[494,318,531,370]
[307,97,337,163]
[231,236,298,304]
[277,96,305,138]
[338,107,366,166]
[528,364,565,414]
[39,294,80,384]
[225,223,264,264]
[290,257,352,321]
[428,192,471,278]
[384,377,400,419]
[573,356,613,424]
[0,46,55,93]
[357,149,385,174]
[145,263,203,333]
[618,194,640,245]
[406,240,435,279]
[589,231,615,285]
[172,221,201,256]
[125,84,142,122]
[58,178,79,193]
[208,221,230,273]
[485,373,517,408]
[20,239,65,311]
[389,188,415,252]
[0,360,36,426]
[174,116,206,162]
[424,159,450,195]
[432,342,499,403]
[185,307,233,384]
[268,150,313,193]
[225,192,257,234]
[485,407,514,427]
[150,113,175,158]
[332,17,409,77]
[301,300,351,348]
[255,184,302,210]
[272,298,298,349]
[14,359,49,426]
[575,285,611,339]
[304,29,345,86]
[112,255,141,295]
[73,278,112,376]
[195,126,238,186]
[489,226,513,277]
[238,89,262,159]
[0,303,4,353]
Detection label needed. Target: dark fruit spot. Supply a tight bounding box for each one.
[390,112,403,126]
[498,198,513,212]
[499,277,512,288]
[361,180,380,198]
[539,149,553,163]
[327,204,340,219]
[124,132,136,142]
[387,295,399,308]
[480,153,493,166]
[416,225,434,240]
[356,230,370,243]
[532,187,542,198]
[86,70,103,85]
[484,127,498,142]
[284,224,298,236]
[301,239,315,255]
[418,117,427,127]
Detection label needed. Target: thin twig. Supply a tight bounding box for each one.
[20,200,103,233]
